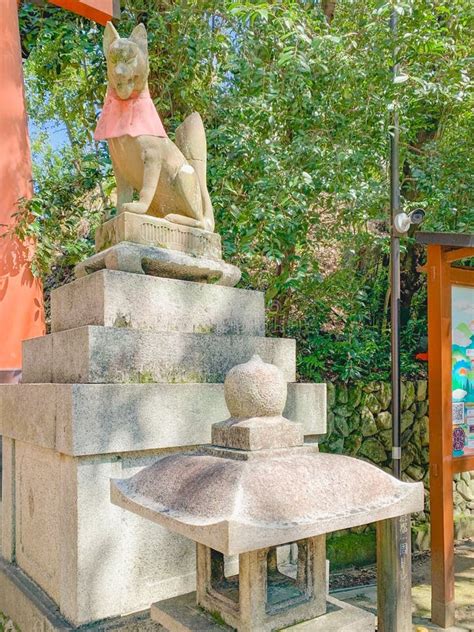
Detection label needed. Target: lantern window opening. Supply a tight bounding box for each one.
[209,549,239,605]
[266,541,313,614]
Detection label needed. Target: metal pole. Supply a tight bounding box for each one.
[390,8,401,480]
[377,9,414,632]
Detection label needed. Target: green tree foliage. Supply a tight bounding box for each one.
[17,0,474,381]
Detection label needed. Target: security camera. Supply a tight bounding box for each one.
[409,208,425,225]
[394,208,426,234]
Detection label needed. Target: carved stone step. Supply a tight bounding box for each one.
[22,327,296,384]
[51,269,265,336]
[0,382,326,456]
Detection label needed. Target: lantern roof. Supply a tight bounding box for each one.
[111,356,423,556]
[111,447,423,556]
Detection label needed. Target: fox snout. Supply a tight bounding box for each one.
[110,60,142,99]
[114,64,129,77]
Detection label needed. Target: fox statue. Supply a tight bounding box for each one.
[95,22,215,233]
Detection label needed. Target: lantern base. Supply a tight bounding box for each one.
[151,591,375,632]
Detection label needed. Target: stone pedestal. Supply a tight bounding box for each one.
[95,212,222,259]
[0,269,327,628]
[76,214,241,286]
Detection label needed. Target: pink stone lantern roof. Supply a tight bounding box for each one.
[111,448,423,556]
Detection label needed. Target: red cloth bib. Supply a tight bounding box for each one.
[94,87,168,140]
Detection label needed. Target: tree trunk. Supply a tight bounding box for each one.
[321,0,336,24]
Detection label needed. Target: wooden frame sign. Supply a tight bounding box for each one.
[416,231,474,629]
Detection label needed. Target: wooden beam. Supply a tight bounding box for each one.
[452,455,474,474]
[443,247,474,264]
[47,0,120,25]
[427,244,455,628]
[450,266,474,288]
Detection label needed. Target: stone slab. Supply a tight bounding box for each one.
[1,437,14,563]
[75,242,241,287]
[212,416,304,451]
[22,327,296,384]
[151,592,375,631]
[151,592,226,632]
[0,383,326,456]
[51,269,265,336]
[2,442,198,626]
[0,556,162,631]
[287,595,375,631]
[0,386,57,449]
[15,442,62,603]
[95,212,222,260]
[23,332,53,382]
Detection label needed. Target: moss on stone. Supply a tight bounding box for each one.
[126,368,223,384]
[194,324,216,334]
[209,610,227,626]
[127,371,157,384]
[327,379,473,551]
[167,370,205,384]
[197,606,227,628]
[113,313,132,328]
[327,531,376,570]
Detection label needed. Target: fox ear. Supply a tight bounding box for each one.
[104,21,120,57]
[130,23,148,55]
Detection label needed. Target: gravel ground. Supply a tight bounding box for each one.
[333,539,474,631]
[330,550,431,591]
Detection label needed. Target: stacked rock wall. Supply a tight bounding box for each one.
[321,380,474,550]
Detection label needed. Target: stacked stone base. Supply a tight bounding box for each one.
[0,268,326,627]
[0,558,371,632]
[0,558,160,631]
[76,214,241,286]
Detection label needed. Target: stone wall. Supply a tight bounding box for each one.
[321,380,474,551]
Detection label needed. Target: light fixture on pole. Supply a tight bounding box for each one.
[394,208,426,235]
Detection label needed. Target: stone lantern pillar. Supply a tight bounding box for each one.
[112,356,424,631]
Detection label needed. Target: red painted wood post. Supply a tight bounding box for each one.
[0,0,119,379]
[0,0,45,378]
[427,244,455,628]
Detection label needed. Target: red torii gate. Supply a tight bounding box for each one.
[0,0,119,383]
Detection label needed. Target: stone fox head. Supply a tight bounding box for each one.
[103,22,149,99]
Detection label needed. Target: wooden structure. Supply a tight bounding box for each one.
[0,0,119,380]
[416,231,474,628]
[376,514,413,632]
[48,0,120,24]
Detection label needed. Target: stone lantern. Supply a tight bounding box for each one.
[111,356,423,631]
